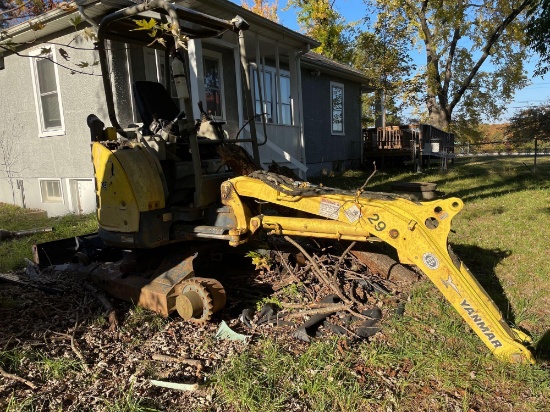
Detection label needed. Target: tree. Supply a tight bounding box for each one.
[1,0,59,28]
[286,0,355,64]
[352,15,416,126]
[0,123,26,205]
[505,102,550,143]
[367,0,536,131]
[526,0,550,77]
[241,0,279,22]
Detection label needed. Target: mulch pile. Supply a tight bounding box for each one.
[0,238,418,410]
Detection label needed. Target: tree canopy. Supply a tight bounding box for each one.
[285,0,356,64]
[241,0,279,23]
[505,101,550,142]
[366,0,536,132]
[526,0,550,77]
[352,27,415,126]
[1,0,59,28]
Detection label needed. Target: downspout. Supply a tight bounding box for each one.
[78,6,98,29]
[295,44,310,180]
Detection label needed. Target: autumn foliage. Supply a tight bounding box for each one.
[241,0,279,23]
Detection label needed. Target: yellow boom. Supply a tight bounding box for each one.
[221,173,534,364]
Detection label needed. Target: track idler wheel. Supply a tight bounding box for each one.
[175,278,226,323]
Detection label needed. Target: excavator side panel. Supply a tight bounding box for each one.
[222,176,534,364]
[92,143,166,234]
[92,142,140,233]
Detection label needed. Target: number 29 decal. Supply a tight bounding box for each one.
[367,214,386,231]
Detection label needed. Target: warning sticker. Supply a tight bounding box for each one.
[319,199,341,220]
[422,253,440,270]
[344,204,361,223]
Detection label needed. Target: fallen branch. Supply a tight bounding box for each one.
[71,335,90,373]
[332,242,356,283]
[49,330,90,373]
[0,366,37,389]
[350,250,418,283]
[283,236,350,304]
[275,251,315,302]
[332,243,364,305]
[358,162,377,193]
[282,304,351,319]
[280,302,349,309]
[83,282,118,331]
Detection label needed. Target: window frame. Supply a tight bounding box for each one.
[202,49,226,120]
[39,178,64,203]
[29,46,66,137]
[251,65,293,126]
[330,81,345,135]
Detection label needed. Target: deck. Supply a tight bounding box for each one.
[363,124,455,171]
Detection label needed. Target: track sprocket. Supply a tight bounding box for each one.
[175,277,226,323]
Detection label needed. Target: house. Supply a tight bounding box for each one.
[0,0,373,216]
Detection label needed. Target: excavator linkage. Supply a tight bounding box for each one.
[220,173,535,364]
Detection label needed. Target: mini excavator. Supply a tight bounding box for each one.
[84,1,534,364]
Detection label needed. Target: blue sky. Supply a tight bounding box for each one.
[237,0,550,123]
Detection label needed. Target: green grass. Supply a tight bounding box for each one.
[2,157,550,411]
[0,348,83,381]
[103,383,159,412]
[215,338,372,412]
[0,203,97,272]
[214,156,550,411]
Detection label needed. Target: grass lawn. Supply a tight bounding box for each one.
[215,156,550,411]
[1,156,549,411]
[0,205,97,273]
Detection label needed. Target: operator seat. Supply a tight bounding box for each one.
[132,81,180,134]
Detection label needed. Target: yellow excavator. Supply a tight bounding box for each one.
[85,0,534,364]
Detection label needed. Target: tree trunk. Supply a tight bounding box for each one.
[350,250,419,284]
[428,107,451,131]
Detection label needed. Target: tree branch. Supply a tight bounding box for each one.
[0,0,33,16]
[0,44,101,76]
[449,0,535,112]
[443,26,461,102]
[413,0,443,107]
[0,366,36,389]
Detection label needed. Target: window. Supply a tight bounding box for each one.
[30,47,65,137]
[40,179,63,203]
[252,66,292,125]
[144,48,167,86]
[203,56,224,118]
[330,82,344,135]
[279,75,292,125]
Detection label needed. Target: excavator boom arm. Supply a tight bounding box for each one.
[221,174,534,364]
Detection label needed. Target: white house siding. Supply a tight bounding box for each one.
[0,29,107,216]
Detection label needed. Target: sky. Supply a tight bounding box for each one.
[237,0,550,123]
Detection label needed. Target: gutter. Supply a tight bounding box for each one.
[1,5,74,40]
